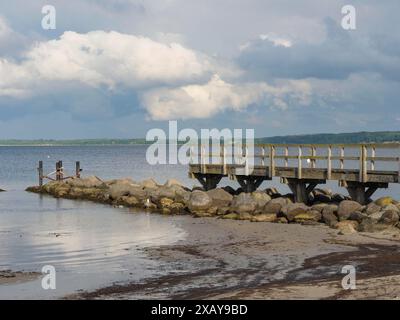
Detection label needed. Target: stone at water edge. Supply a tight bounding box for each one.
[206,188,233,207]
[337,200,363,221]
[66,176,104,188]
[188,190,213,212]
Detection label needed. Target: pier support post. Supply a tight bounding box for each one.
[344,181,388,204]
[38,161,43,187]
[235,176,266,193]
[193,173,223,191]
[56,161,63,181]
[75,161,81,178]
[286,178,326,203]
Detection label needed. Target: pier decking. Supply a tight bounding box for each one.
[188,143,400,204]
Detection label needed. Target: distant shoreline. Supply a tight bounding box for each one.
[2,131,400,146]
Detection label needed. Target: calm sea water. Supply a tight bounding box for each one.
[0,145,399,299]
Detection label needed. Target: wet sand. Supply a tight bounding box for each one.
[69,217,400,300]
[0,270,40,285]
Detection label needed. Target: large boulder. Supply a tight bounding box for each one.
[375,196,393,207]
[379,210,400,226]
[231,193,257,213]
[207,188,233,207]
[140,178,159,189]
[312,203,329,213]
[337,200,363,221]
[188,190,213,212]
[66,176,104,188]
[348,211,368,223]
[118,196,140,207]
[365,202,382,215]
[53,184,71,197]
[251,191,271,209]
[108,182,145,200]
[358,218,389,233]
[263,197,288,214]
[382,204,400,213]
[322,210,338,227]
[281,203,310,222]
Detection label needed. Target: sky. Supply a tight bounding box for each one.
[0,0,399,139]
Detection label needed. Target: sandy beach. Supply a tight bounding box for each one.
[66,215,400,300]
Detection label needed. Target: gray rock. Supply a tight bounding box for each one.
[293,210,322,223]
[359,218,389,233]
[140,178,159,189]
[108,182,144,200]
[263,197,288,214]
[282,203,310,222]
[379,210,400,226]
[251,191,272,208]
[322,210,338,227]
[231,193,257,213]
[312,203,329,213]
[322,204,338,216]
[349,211,368,223]
[369,211,384,221]
[207,188,233,207]
[66,176,104,188]
[337,200,362,221]
[365,202,381,215]
[188,190,213,212]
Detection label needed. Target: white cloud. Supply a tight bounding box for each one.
[142,74,312,120]
[0,30,215,97]
[259,33,292,48]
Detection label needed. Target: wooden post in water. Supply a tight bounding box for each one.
[75,161,81,178]
[59,161,64,181]
[55,161,60,181]
[38,161,43,186]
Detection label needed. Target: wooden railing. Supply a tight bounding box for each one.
[189,143,400,182]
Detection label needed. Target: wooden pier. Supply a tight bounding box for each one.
[188,143,400,204]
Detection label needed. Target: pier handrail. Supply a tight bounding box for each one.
[189,143,400,183]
